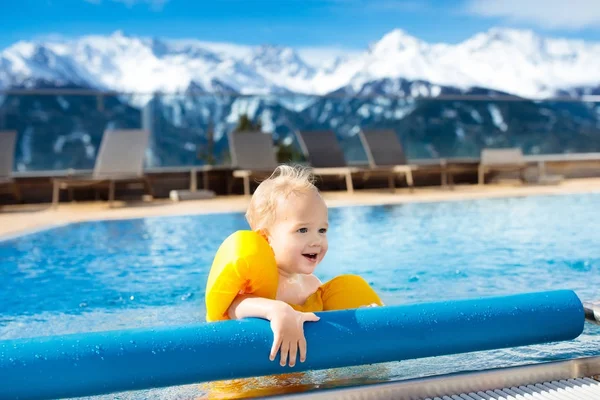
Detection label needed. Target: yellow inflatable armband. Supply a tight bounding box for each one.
[205,230,278,322]
[291,274,384,313]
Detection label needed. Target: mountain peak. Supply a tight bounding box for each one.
[486,27,538,41]
[370,29,424,54]
[463,27,542,51]
[246,44,314,78]
[250,45,303,64]
[1,29,600,98]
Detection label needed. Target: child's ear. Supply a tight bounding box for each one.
[255,228,270,244]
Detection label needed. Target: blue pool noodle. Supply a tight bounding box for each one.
[0,290,585,400]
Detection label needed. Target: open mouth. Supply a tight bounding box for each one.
[302,253,318,261]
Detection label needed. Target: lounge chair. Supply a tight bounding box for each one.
[295,130,359,193]
[0,130,21,202]
[228,130,279,196]
[478,148,529,185]
[358,129,416,191]
[52,129,153,207]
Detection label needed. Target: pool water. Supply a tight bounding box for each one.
[1,193,599,398]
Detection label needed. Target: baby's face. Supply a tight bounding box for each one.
[265,189,329,276]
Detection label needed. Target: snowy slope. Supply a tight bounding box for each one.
[1,28,600,98]
[329,28,600,98]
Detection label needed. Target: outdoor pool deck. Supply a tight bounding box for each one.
[2,177,600,241]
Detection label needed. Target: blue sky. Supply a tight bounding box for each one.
[2,0,600,53]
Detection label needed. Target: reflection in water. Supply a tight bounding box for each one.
[198,363,396,399]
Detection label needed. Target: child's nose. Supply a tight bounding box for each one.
[309,235,322,246]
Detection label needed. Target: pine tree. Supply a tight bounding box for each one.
[234,114,262,132]
[275,138,305,163]
[231,114,304,163]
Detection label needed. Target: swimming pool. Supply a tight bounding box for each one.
[1,193,599,398]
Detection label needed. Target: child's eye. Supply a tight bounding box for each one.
[319,228,327,234]
[297,228,308,233]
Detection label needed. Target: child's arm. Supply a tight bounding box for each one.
[228,295,320,367]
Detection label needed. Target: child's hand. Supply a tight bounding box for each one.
[267,302,320,367]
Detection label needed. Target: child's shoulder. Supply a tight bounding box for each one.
[303,274,323,291]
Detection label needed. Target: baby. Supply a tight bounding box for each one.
[227,165,329,368]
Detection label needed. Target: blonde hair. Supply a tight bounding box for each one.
[246,164,318,231]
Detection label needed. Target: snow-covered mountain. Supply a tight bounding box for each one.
[3,28,600,173]
[2,28,600,98]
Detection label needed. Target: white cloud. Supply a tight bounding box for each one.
[463,0,600,30]
[84,0,168,11]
